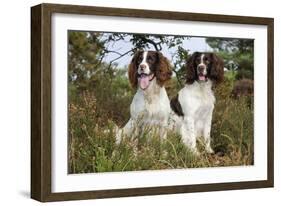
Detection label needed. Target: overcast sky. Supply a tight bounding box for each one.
[102,35,212,68]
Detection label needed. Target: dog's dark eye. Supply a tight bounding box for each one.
[137,57,143,63]
[204,57,210,63]
[147,56,153,62]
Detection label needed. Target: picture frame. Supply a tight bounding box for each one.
[31,3,274,202]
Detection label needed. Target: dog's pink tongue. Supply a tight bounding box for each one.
[139,76,150,90]
[199,75,206,81]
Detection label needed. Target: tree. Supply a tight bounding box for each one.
[206,38,254,80]
[68,31,105,90]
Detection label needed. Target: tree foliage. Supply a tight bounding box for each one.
[68,32,106,89]
[206,38,254,80]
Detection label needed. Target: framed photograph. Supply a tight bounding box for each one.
[31,3,274,202]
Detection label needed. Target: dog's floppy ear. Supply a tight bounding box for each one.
[186,52,198,84]
[210,53,224,84]
[155,51,172,86]
[128,51,142,89]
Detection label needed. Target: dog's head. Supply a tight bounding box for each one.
[128,50,172,90]
[185,52,224,85]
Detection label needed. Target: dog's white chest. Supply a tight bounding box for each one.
[131,87,170,123]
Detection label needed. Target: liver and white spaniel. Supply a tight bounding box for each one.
[117,50,172,142]
[170,52,224,154]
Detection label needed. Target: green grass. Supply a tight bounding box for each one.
[68,79,254,174]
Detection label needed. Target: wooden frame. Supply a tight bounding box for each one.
[31,3,274,202]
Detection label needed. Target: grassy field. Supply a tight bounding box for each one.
[68,77,253,174]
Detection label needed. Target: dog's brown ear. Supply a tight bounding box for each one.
[210,53,224,84]
[186,52,198,84]
[155,52,172,86]
[128,51,142,89]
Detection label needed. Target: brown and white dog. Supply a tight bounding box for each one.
[170,52,224,154]
[117,50,172,142]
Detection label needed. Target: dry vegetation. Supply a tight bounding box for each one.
[68,76,254,174]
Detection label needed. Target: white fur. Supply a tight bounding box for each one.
[138,51,150,75]
[198,54,207,75]
[170,81,215,154]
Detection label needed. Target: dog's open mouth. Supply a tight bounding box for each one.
[198,73,208,82]
[138,73,154,90]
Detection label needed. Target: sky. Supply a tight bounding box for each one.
[101,35,213,68]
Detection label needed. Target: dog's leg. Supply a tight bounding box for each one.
[116,119,135,143]
[159,126,167,139]
[182,117,198,155]
[203,108,214,154]
[160,117,170,139]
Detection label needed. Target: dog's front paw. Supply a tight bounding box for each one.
[205,146,214,154]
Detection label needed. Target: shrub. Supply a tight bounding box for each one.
[212,79,254,165]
